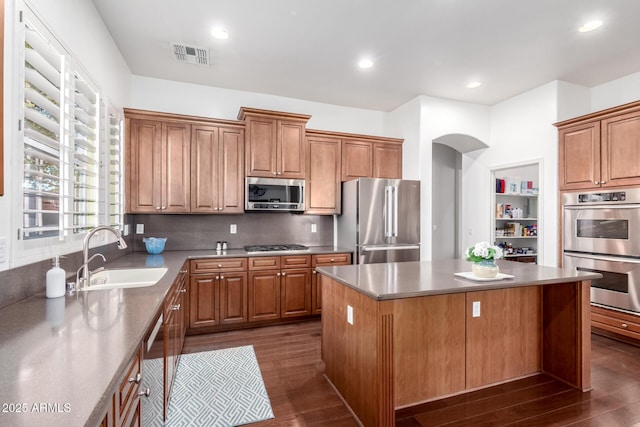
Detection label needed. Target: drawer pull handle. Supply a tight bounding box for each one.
[178,288,187,293]
[622,323,628,329]
[220,276,224,280]
[172,304,181,311]
[179,269,188,274]
[330,258,335,262]
[138,388,151,398]
[312,270,316,274]
[218,264,223,268]
[128,373,142,384]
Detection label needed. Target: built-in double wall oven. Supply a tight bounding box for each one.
[563,189,640,314]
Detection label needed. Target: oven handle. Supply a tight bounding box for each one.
[564,204,640,210]
[564,252,640,264]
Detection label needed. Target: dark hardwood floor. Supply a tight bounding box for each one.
[182,320,640,427]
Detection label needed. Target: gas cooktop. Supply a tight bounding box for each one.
[243,244,309,253]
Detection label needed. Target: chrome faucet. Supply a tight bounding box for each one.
[76,226,128,290]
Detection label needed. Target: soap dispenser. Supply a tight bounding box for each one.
[46,256,66,298]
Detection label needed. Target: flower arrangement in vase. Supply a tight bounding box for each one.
[465,241,504,278]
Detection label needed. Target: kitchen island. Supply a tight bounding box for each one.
[316,259,601,427]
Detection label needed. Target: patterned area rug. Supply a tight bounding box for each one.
[160,345,274,427]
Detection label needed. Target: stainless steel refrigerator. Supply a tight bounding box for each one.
[337,178,420,264]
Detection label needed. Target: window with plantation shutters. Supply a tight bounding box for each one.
[107,106,124,229]
[19,5,122,244]
[22,11,66,240]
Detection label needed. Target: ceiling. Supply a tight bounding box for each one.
[91,0,640,112]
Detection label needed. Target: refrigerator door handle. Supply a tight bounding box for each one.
[362,245,421,252]
[393,185,399,237]
[385,186,393,238]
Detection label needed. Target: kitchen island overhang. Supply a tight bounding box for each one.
[317,259,601,427]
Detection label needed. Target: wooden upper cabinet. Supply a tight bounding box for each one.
[342,139,372,181]
[342,137,403,181]
[558,121,601,191]
[127,119,163,213]
[601,110,640,188]
[307,134,341,215]
[239,107,310,179]
[127,119,190,213]
[373,142,402,179]
[162,122,191,213]
[191,125,244,213]
[557,101,640,191]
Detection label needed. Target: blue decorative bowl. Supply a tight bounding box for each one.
[143,237,167,254]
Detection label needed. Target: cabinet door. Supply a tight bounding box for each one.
[558,121,601,190]
[281,268,311,318]
[162,122,191,212]
[191,125,220,212]
[342,140,372,181]
[312,253,352,314]
[245,116,277,177]
[248,270,281,321]
[307,136,341,214]
[219,272,248,324]
[128,119,162,213]
[601,110,640,188]
[189,275,219,328]
[278,120,306,178]
[219,127,245,213]
[373,142,402,179]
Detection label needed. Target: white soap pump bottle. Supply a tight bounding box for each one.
[46,256,66,298]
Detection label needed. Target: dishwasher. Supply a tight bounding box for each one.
[142,311,164,426]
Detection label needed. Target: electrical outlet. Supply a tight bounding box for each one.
[230,224,237,234]
[136,224,144,234]
[311,223,317,233]
[347,305,354,325]
[472,301,481,318]
[123,224,130,236]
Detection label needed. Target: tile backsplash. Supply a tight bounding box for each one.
[131,213,333,251]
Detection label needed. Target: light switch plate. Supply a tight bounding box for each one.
[311,223,317,233]
[230,224,237,234]
[136,224,144,234]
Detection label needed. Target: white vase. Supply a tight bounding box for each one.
[471,260,499,278]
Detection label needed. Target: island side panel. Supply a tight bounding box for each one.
[321,275,394,427]
[542,280,592,391]
[465,286,542,389]
[390,293,466,407]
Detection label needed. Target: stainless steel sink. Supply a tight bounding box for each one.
[80,267,168,291]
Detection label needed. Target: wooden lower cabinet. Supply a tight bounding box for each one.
[592,305,640,342]
[188,253,351,329]
[312,253,352,314]
[114,345,143,427]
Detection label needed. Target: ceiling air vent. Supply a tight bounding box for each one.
[170,42,210,66]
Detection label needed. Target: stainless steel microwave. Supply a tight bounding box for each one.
[245,177,305,212]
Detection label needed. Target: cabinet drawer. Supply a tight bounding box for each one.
[248,256,281,271]
[281,255,311,269]
[190,258,247,273]
[592,306,640,340]
[312,253,351,267]
[117,346,142,422]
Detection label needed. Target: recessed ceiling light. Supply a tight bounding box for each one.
[358,58,374,69]
[466,81,482,89]
[211,27,229,40]
[579,20,602,32]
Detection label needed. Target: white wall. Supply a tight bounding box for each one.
[130,76,387,136]
[462,82,559,266]
[418,96,491,260]
[0,0,132,270]
[385,96,422,180]
[591,72,640,112]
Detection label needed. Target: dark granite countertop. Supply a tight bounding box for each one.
[316,259,602,301]
[0,246,350,427]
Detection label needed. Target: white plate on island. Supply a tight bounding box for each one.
[454,272,515,281]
